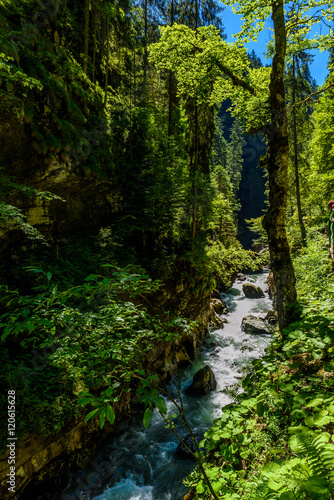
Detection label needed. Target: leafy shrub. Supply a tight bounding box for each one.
[0,267,190,439]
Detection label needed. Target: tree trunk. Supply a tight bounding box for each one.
[83,0,90,74]
[143,0,148,95]
[168,0,174,136]
[262,0,297,330]
[191,104,199,240]
[104,20,109,108]
[292,55,307,247]
[92,7,97,83]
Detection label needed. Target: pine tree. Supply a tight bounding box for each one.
[227,121,244,200]
[285,50,315,247]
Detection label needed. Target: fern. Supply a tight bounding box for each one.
[295,432,334,483]
[260,432,334,500]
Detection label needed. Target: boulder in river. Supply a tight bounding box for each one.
[241,315,271,334]
[242,283,265,298]
[237,273,247,281]
[211,298,229,315]
[185,365,217,396]
[266,271,277,307]
[211,289,221,300]
[265,309,278,325]
[175,434,203,460]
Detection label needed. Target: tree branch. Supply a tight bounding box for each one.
[288,83,334,110]
[216,61,257,95]
[158,379,221,500]
[188,41,257,96]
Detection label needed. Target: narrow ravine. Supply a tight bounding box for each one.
[58,271,273,500]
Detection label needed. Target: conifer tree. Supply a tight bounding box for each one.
[227,121,244,200]
[286,50,315,247]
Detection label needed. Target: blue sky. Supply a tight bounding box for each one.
[221,5,330,86]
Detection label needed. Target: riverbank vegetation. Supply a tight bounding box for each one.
[1,0,334,497]
[184,228,334,500]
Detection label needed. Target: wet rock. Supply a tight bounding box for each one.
[211,298,229,315]
[185,365,217,396]
[176,434,203,460]
[156,343,192,382]
[241,315,271,335]
[266,271,277,307]
[242,283,265,298]
[252,243,267,253]
[174,345,192,369]
[184,489,196,500]
[265,310,278,325]
[209,309,226,327]
[237,273,247,281]
[240,344,254,352]
[206,340,217,349]
[211,289,221,300]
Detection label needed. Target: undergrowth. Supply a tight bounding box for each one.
[184,228,334,500]
[0,265,192,446]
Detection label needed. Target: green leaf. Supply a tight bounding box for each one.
[279,492,296,500]
[288,425,309,435]
[240,397,257,408]
[143,407,152,429]
[1,326,13,341]
[289,435,300,453]
[304,416,315,427]
[99,408,106,429]
[261,462,281,477]
[106,404,115,425]
[78,391,92,398]
[196,481,205,494]
[153,396,167,415]
[84,408,99,423]
[78,397,94,406]
[105,387,114,398]
[278,382,296,393]
[38,318,53,327]
[327,404,334,415]
[268,476,283,491]
[310,338,326,349]
[304,475,330,498]
[314,411,333,427]
[85,274,97,282]
[22,308,30,318]
[307,398,324,408]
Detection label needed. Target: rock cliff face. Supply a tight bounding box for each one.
[0,400,130,500]
[0,116,123,244]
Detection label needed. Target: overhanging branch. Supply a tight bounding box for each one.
[188,41,257,96]
[216,61,257,95]
[288,82,334,109]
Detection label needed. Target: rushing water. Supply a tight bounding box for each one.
[58,272,273,500]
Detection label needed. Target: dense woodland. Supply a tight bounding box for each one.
[1,0,334,498]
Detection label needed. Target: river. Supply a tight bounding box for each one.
[57,271,273,500]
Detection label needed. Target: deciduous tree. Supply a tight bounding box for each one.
[150,0,334,328]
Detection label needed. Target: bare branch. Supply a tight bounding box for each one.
[288,83,334,110]
[158,378,220,500]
